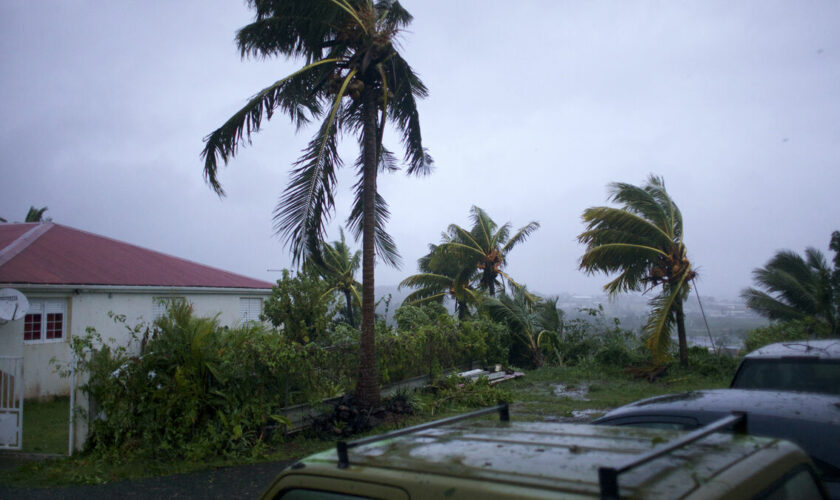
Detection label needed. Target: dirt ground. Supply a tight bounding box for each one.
[0,458,292,499]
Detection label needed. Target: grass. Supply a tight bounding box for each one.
[0,360,734,487]
[22,397,69,455]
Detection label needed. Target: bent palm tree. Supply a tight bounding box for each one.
[484,288,562,367]
[399,243,480,319]
[578,175,695,365]
[741,247,837,335]
[306,229,362,327]
[439,206,539,297]
[201,0,431,406]
[25,206,48,222]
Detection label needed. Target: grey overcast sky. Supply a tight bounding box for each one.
[1,1,838,300]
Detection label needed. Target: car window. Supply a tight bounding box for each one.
[756,467,826,500]
[732,360,840,395]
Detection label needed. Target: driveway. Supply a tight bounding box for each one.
[0,459,292,499]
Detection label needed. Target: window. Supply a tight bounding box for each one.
[240,297,263,323]
[24,299,67,343]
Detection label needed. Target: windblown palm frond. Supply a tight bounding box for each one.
[741,246,837,334]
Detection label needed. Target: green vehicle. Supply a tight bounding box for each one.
[262,405,827,499]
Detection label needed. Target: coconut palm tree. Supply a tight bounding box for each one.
[438,206,539,297]
[578,175,695,366]
[201,0,431,406]
[484,288,562,367]
[741,247,838,335]
[399,243,481,319]
[306,229,362,327]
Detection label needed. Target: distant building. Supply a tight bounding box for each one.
[0,222,273,399]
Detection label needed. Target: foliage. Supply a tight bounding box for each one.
[483,288,562,367]
[305,228,362,327]
[201,0,433,407]
[741,236,839,336]
[743,318,832,352]
[261,269,331,344]
[25,205,49,222]
[413,206,539,298]
[556,307,649,368]
[399,242,481,318]
[421,375,511,416]
[578,175,695,365]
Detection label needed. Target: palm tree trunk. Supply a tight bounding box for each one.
[675,300,688,367]
[344,289,355,328]
[355,87,380,407]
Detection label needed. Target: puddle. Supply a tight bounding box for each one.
[553,384,590,401]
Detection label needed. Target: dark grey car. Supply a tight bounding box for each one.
[593,389,840,497]
[730,339,840,395]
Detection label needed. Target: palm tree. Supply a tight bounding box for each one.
[306,229,362,327]
[484,288,562,367]
[741,247,838,335]
[25,206,49,222]
[438,206,539,297]
[399,243,481,319]
[201,0,431,406]
[578,175,695,366]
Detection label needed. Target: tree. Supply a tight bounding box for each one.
[399,243,481,319]
[25,206,49,222]
[201,1,431,406]
[484,288,562,367]
[262,269,331,344]
[578,175,695,366]
[436,206,539,297]
[306,229,361,327]
[741,244,838,336]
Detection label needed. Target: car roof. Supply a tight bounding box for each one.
[604,389,840,423]
[594,389,840,476]
[295,419,801,498]
[743,340,840,360]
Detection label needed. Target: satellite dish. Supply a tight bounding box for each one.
[0,288,29,321]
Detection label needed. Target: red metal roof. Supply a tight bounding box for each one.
[0,223,273,289]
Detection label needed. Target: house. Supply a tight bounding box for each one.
[0,222,274,400]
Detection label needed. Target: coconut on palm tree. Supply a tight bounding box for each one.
[741,246,838,336]
[201,0,431,406]
[578,175,695,366]
[436,206,539,297]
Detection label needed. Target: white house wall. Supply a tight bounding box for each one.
[0,288,269,400]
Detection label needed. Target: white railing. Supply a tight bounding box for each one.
[0,356,23,450]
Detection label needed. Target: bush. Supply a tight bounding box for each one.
[743,318,832,352]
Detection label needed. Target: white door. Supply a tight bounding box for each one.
[0,356,23,449]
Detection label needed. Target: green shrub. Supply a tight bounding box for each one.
[743,318,832,352]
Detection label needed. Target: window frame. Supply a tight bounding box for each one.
[23,298,68,344]
[239,297,263,323]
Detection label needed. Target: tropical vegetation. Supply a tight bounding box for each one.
[741,232,840,336]
[578,175,696,366]
[201,0,431,406]
[399,206,539,316]
[305,229,362,327]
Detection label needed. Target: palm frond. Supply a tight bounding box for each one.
[238,1,346,60]
[741,287,807,322]
[347,182,401,268]
[579,206,673,249]
[386,53,432,175]
[501,221,540,254]
[201,59,338,195]
[273,112,342,264]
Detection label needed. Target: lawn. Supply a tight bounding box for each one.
[22,397,69,455]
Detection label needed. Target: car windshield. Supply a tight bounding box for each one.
[731,359,840,395]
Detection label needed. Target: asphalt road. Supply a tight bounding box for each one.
[0,459,293,499]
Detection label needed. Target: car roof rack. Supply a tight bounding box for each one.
[598,411,747,500]
[336,402,509,469]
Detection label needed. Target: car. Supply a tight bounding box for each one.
[730,339,840,395]
[593,389,840,498]
[262,404,828,499]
